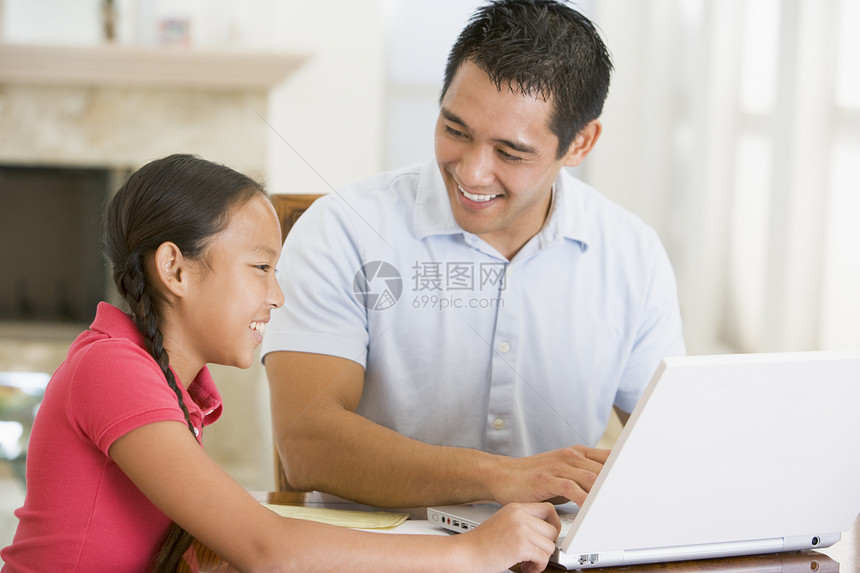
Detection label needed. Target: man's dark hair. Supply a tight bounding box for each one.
[441,0,613,159]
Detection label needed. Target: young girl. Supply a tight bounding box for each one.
[1,154,560,572]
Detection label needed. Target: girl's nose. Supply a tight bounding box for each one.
[269,273,285,309]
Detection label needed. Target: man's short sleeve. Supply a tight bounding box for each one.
[614,232,686,413]
[262,194,370,367]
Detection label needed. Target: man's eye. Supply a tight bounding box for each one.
[498,149,523,162]
[445,125,466,138]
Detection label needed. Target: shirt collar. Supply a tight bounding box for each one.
[412,161,591,252]
[541,169,591,252]
[186,369,223,427]
[91,301,145,346]
[413,160,467,239]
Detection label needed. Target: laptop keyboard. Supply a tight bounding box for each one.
[559,513,577,539]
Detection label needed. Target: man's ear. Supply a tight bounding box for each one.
[152,242,189,299]
[562,120,602,168]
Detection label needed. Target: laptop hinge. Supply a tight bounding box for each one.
[621,537,785,563]
[558,537,791,569]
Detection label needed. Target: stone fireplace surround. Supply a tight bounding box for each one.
[0,42,304,489]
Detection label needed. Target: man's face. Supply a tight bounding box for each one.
[434,61,572,259]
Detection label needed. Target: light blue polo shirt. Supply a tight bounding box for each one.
[262,160,685,456]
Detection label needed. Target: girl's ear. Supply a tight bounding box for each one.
[152,242,190,299]
[562,120,602,168]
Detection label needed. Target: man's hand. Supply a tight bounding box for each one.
[486,445,610,506]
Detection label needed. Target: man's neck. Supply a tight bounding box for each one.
[478,187,555,260]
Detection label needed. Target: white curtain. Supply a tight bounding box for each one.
[589,0,860,354]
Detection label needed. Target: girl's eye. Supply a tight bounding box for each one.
[255,265,271,272]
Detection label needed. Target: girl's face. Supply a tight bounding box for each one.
[173,194,284,375]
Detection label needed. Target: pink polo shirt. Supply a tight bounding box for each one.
[1,303,223,572]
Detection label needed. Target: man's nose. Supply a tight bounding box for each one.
[457,145,495,188]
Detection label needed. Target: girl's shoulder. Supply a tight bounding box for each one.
[57,333,172,417]
[66,332,163,386]
[59,336,187,452]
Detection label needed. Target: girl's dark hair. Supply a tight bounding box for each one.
[441,0,613,159]
[103,153,266,571]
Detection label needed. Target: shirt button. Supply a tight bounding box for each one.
[499,342,510,353]
[493,418,506,430]
[193,427,200,437]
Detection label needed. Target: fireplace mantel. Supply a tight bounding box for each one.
[0,42,307,173]
[0,43,306,90]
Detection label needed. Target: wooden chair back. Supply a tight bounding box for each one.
[269,194,322,492]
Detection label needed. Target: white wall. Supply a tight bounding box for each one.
[264,0,386,195]
[590,0,860,354]
[381,0,482,169]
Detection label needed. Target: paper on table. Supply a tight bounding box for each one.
[261,503,409,529]
[359,520,452,536]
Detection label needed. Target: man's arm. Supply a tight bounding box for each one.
[266,350,608,508]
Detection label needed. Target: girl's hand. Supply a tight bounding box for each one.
[456,502,561,573]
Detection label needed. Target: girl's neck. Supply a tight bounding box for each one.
[161,340,201,390]
[167,357,200,390]
[158,315,202,389]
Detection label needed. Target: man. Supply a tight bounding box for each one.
[262,0,684,508]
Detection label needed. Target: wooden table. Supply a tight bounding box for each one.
[182,492,860,572]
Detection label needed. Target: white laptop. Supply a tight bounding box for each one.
[428,352,860,569]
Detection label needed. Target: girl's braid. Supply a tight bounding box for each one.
[118,253,195,435]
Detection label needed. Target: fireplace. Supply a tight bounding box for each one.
[0,42,305,490]
[0,164,127,324]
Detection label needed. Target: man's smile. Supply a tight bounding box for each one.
[458,184,500,204]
